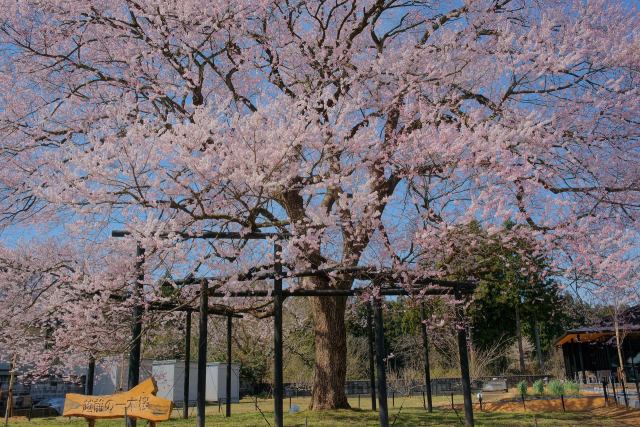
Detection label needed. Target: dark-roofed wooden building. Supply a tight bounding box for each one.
[555,306,640,384]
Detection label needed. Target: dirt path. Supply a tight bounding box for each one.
[481,396,606,412]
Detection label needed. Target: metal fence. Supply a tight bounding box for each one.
[250,374,554,398]
[0,381,84,412]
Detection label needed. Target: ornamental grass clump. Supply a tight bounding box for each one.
[563,380,580,396]
[533,379,545,396]
[547,379,564,396]
[517,380,528,397]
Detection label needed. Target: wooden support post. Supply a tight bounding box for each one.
[456,286,474,427]
[570,343,579,381]
[226,314,232,418]
[420,304,433,412]
[197,281,208,427]
[127,243,145,427]
[633,365,640,400]
[273,242,284,427]
[373,298,389,427]
[627,340,640,398]
[602,380,608,407]
[621,379,629,408]
[183,311,192,419]
[605,344,613,372]
[86,356,95,395]
[577,341,586,384]
[367,302,377,411]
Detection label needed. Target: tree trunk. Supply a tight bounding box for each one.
[309,293,350,409]
[467,324,475,376]
[534,318,544,372]
[614,317,627,383]
[515,304,526,373]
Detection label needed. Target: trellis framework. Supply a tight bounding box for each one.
[106,230,476,427]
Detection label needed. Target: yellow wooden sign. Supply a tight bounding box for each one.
[63,378,173,425]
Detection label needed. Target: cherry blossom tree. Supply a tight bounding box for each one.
[0,239,136,376]
[0,0,639,409]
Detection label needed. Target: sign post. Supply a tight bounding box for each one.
[63,378,173,426]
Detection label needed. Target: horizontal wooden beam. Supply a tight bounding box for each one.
[170,266,475,290]
[206,286,467,298]
[145,286,465,314]
[150,302,244,317]
[111,230,290,240]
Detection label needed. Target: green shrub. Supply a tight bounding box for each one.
[547,379,564,396]
[532,379,545,395]
[516,380,528,396]
[563,380,580,396]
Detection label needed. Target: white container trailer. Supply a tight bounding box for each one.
[93,357,152,395]
[151,360,198,405]
[205,363,240,403]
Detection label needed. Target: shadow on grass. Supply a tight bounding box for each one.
[8,407,621,427]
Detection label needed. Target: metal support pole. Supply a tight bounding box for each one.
[4,355,16,426]
[273,242,284,427]
[420,304,433,412]
[86,356,95,395]
[127,243,145,427]
[197,281,208,427]
[611,375,619,406]
[621,379,629,408]
[456,286,474,427]
[373,298,389,427]
[226,314,232,418]
[183,311,191,419]
[366,302,377,411]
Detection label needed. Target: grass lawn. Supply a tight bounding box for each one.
[6,408,624,426]
[8,395,634,426]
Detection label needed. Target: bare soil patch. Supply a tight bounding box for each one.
[474,396,640,426]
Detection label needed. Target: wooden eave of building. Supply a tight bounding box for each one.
[554,325,640,347]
